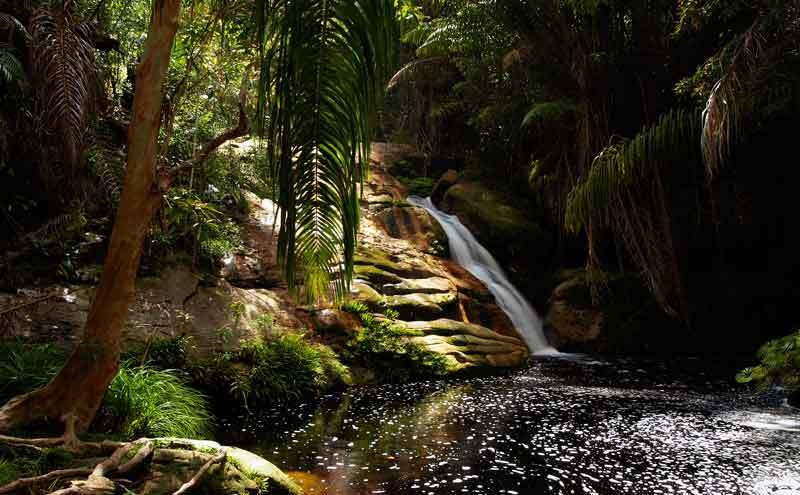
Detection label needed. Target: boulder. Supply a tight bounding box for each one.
[400,318,529,369]
[140,439,303,495]
[544,270,676,353]
[431,169,459,204]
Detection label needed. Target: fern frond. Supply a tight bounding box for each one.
[566,108,702,232]
[0,48,25,86]
[30,1,96,169]
[521,101,577,128]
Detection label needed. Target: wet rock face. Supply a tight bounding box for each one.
[545,270,677,354]
[436,180,555,305]
[353,146,530,369]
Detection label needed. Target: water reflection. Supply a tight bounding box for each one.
[222,356,800,494]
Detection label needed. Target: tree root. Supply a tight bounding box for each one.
[0,468,93,494]
[0,436,153,495]
[172,448,227,495]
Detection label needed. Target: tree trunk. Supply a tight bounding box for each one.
[0,0,183,434]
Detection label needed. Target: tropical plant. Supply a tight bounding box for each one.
[737,330,800,394]
[256,0,398,301]
[29,0,97,169]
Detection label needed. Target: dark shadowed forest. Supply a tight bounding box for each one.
[0,1,799,493]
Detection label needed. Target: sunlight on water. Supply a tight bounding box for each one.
[224,356,800,495]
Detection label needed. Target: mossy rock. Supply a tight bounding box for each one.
[142,439,303,495]
[439,181,554,301]
[545,269,678,354]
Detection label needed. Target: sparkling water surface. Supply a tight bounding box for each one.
[222,355,800,495]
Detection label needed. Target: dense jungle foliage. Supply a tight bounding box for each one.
[1,0,799,466]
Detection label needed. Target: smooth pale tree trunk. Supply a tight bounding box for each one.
[0,0,182,433]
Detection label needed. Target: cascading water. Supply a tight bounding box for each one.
[407,196,555,355]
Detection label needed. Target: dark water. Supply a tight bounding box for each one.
[222,355,800,495]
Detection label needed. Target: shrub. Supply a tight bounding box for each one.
[234,334,351,409]
[343,302,452,382]
[96,365,213,439]
[737,330,800,393]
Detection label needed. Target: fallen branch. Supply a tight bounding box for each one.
[172,448,227,495]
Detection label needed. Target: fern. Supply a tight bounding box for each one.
[30,0,96,169]
[0,48,25,86]
[521,101,577,128]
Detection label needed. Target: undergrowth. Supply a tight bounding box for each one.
[737,330,800,396]
[341,301,452,382]
[0,341,213,439]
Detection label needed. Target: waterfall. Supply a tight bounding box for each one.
[407,196,555,355]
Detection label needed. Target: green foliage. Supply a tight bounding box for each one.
[0,340,212,440]
[97,365,214,439]
[0,458,18,486]
[143,335,193,369]
[198,334,351,411]
[0,340,66,401]
[737,330,800,392]
[160,187,243,264]
[399,176,435,197]
[235,335,351,408]
[344,302,451,382]
[256,0,399,301]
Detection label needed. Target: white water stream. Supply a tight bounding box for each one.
[407,196,555,354]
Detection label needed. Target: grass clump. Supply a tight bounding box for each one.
[0,341,214,440]
[0,340,66,402]
[96,365,213,439]
[0,458,18,485]
[342,301,452,382]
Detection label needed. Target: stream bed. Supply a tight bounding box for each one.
[223,355,800,495]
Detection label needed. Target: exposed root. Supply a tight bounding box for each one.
[0,468,93,494]
[172,448,227,495]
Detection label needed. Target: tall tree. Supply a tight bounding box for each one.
[0,0,182,433]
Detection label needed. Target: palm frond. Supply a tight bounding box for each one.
[387,56,448,89]
[566,108,701,233]
[0,12,31,41]
[30,0,96,169]
[702,23,764,178]
[566,108,702,318]
[257,0,398,301]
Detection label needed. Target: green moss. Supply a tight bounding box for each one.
[398,176,435,197]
